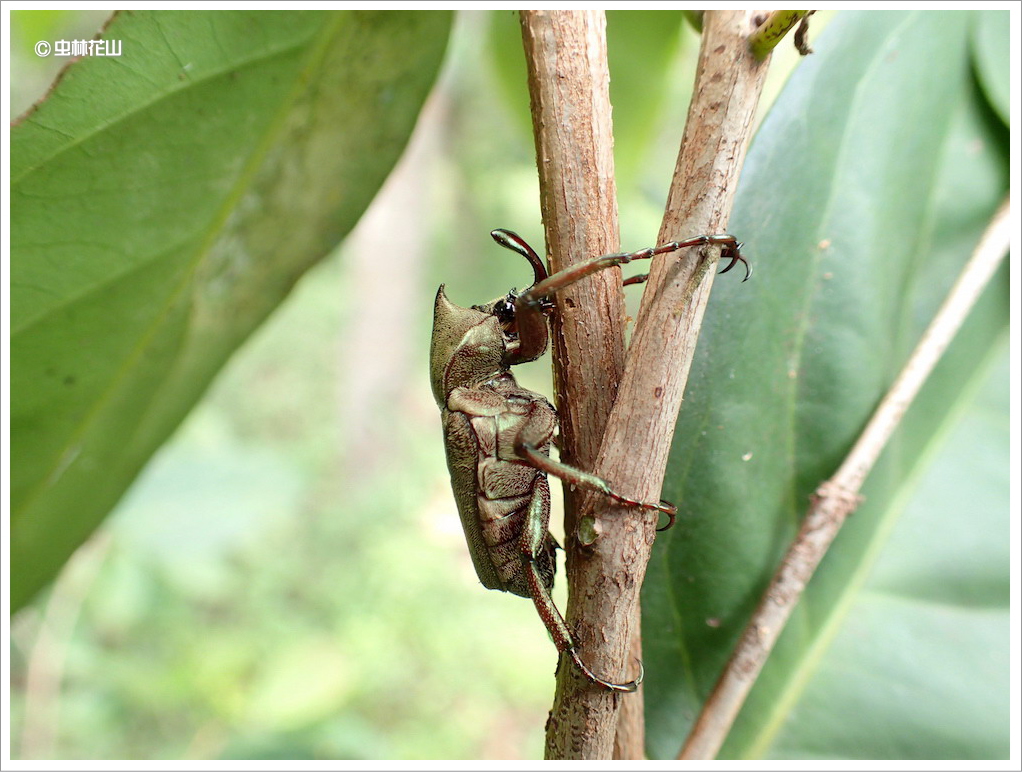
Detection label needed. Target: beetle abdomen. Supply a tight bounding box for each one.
[442,376,559,599]
[477,473,555,598]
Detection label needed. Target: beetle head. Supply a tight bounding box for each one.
[431,230,553,405]
[430,285,507,406]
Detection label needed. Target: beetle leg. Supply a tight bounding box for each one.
[654,234,751,282]
[717,241,752,281]
[505,234,747,365]
[518,233,746,311]
[621,272,648,287]
[519,488,642,692]
[493,230,748,365]
[516,441,677,531]
[620,244,750,286]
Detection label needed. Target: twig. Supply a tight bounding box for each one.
[605,8,768,493]
[518,10,625,489]
[679,198,1011,760]
[748,11,814,60]
[534,10,769,761]
[517,10,635,759]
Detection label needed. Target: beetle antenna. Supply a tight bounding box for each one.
[490,228,549,288]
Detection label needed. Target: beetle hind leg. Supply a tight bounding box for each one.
[522,549,643,693]
[519,481,643,692]
[569,649,643,693]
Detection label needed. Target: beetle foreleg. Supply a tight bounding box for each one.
[494,231,748,366]
[516,442,677,531]
[621,272,649,287]
[618,241,750,288]
[518,234,748,313]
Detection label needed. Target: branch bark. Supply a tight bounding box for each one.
[519,10,625,484]
[517,10,636,757]
[580,10,766,757]
[521,10,770,759]
[678,197,1011,760]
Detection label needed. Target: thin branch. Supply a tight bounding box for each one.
[532,10,770,761]
[517,10,636,759]
[679,197,1011,760]
[603,9,769,498]
[519,10,625,483]
[748,11,814,60]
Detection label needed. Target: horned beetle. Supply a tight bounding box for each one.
[430,228,748,691]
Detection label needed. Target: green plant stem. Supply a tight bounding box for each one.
[748,11,810,59]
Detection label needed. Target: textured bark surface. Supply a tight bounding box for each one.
[520,9,769,760]
[586,11,767,758]
[519,10,626,470]
[518,9,638,760]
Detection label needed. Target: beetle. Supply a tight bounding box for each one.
[430,228,748,691]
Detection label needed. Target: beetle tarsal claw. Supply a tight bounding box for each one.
[717,244,752,282]
[656,500,678,532]
[570,649,643,693]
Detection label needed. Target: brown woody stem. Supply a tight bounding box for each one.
[518,9,634,759]
[594,11,767,756]
[521,8,771,760]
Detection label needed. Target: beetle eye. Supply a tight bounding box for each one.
[494,295,517,327]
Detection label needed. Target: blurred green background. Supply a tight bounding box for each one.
[10,7,1011,762]
[20,9,1007,763]
[10,9,828,760]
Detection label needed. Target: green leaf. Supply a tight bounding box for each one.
[971,10,1009,125]
[11,9,452,611]
[644,10,1008,759]
[10,9,76,44]
[758,345,1010,759]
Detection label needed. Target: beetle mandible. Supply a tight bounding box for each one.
[430,228,748,692]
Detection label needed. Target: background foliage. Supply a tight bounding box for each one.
[8,9,1011,761]
[646,11,1009,759]
[10,8,452,611]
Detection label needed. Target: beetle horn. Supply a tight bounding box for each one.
[490,229,548,289]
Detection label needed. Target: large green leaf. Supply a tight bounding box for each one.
[970,10,1009,126]
[11,10,452,611]
[644,11,1008,759]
